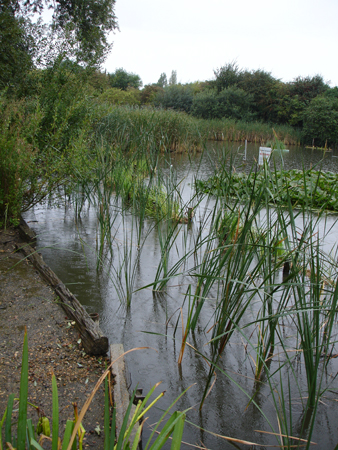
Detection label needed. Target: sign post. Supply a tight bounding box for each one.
[258,147,272,166]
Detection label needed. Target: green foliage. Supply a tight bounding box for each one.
[211,62,335,129]
[140,84,163,104]
[0,96,42,225]
[289,75,329,103]
[0,334,186,450]
[168,70,177,86]
[213,61,241,92]
[302,95,338,147]
[94,105,203,152]
[0,6,35,92]
[237,69,278,121]
[196,117,301,144]
[191,86,255,121]
[87,69,110,93]
[108,68,142,91]
[154,84,194,114]
[196,167,338,212]
[99,88,141,106]
[156,73,167,88]
[12,0,118,65]
[37,57,98,150]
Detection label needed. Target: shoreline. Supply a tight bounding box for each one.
[0,224,107,447]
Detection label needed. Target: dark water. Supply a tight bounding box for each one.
[24,144,338,449]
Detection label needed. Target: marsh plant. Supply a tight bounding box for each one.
[0,332,187,450]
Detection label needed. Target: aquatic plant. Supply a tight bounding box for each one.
[0,332,188,450]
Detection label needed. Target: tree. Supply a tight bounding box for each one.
[108,68,142,91]
[191,87,255,121]
[154,84,194,113]
[0,0,118,69]
[0,5,35,90]
[140,84,163,104]
[237,69,278,121]
[289,75,329,104]
[99,87,141,105]
[213,61,241,92]
[157,72,167,88]
[302,96,338,147]
[168,70,177,86]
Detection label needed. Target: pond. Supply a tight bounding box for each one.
[24,142,338,449]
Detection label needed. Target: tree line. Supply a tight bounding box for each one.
[1,1,338,148]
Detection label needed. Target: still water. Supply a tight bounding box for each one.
[24,143,338,449]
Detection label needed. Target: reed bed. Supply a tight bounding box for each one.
[92,105,204,153]
[61,116,338,448]
[196,118,302,145]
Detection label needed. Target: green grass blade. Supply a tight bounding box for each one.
[131,423,143,450]
[149,411,186,450]
[27,418,35,450]
[0,405,8,450]
[5,393,14,445]
[30,438,45,450]
[17,330,29,450]
[170,413,185,450]
[104,374,110,450]
[52,374,59,450]
[61,420,75,450]
[109,406,116,450]
[115,388,137,450]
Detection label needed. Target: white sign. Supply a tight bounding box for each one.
[258,147,272,166]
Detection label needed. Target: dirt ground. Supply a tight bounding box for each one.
[0,226,106,448]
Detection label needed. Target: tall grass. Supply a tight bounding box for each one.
[92,105,204,153]
[197,117,302,145]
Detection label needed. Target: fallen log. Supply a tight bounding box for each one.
[17,241,109,356]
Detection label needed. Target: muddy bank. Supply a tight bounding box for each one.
[0,226,106,448]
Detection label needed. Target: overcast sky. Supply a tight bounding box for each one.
[102,0,338,88]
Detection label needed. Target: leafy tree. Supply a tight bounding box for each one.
[87,69,110,93]
[140,84,163,104]
[213,61,241,92]
[99,87,141,105]
[289,75,329,104]
[237,69,278,121]
[108,68,142,91]
[190,89,218,119]
[2,0,118,65]
[302,96,338,147]
[157,72,167,88]
[274,93,305,127]
[270,76,330,127]
[0,5,35,90]
[191,87,255,121]
[169,70,177,86]
[323,86,338,100]
[154,84,193,113]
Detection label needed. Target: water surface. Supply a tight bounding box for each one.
[24,144,338,449]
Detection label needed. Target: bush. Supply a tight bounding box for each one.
[153,84,194,113]
[191,87,255,121]
[302,96,338,147]
[0,96,42,225]
[98,87,141,105]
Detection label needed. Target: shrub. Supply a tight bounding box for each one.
[302,96,338,147]
[98,87,141,105]
[0,96,42,225]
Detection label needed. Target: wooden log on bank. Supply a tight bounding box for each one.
[17,237,108,356]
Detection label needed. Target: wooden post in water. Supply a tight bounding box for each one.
[244,139,247,161]
[187,207,194,224]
